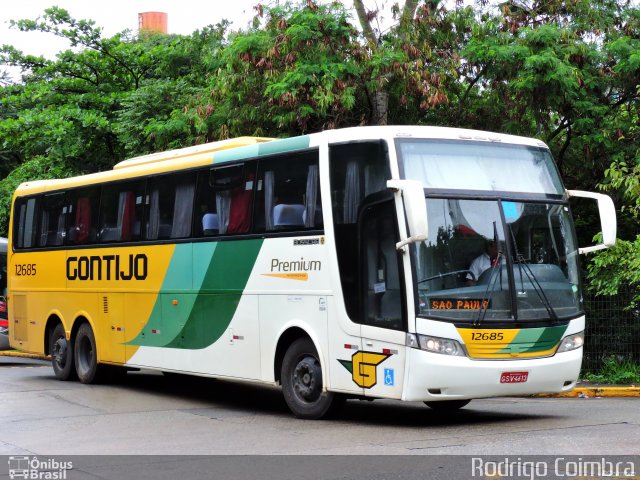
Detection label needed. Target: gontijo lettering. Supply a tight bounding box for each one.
[66,254,148,281]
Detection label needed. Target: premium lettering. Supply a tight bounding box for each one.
[67,254,148,281]
[270,257,321,272]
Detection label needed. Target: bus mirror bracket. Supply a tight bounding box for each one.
[567,189,617,255]
[387,180,428,251]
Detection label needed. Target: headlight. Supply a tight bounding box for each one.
[408,334,466,356]
[556,332,584,353]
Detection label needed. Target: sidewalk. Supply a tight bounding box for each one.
[0,350,50,360]
[537,385,640,398]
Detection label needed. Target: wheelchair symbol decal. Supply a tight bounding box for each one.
[384,368,394,386]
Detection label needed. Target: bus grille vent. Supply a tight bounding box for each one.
[103,297,109,314]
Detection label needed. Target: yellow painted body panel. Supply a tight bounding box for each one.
[457,328,559,359]
[9,245,175,362]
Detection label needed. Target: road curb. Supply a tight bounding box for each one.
[536,386,640,398]
[0,350,49,360]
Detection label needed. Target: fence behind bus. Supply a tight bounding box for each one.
[583,284,640,372]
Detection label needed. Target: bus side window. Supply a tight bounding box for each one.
[361,201,404,330]
[197,164,254,236]
[37,193,70,247]
[13,197,38,249]
[67,188,100,245]
[329,141,390,321]
[147,173,195,240]
[195,169,218,237]
[99,181,145,243]
[256,151,322,233]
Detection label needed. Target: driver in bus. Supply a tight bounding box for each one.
[466,240,499,286]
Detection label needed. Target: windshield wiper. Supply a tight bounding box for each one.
[508,225,559,323]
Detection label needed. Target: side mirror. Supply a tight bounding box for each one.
[387,179,428,251]
[567,190,616,254]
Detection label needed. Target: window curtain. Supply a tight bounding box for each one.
[216,191,231,234]
[228,176,252,234]
[54,210,65,245]
[39,213,49,246]
[364,164,386,197]
[24,199,36,248]
[75,197,91,244]
[147,189,160,239]
[264,170,275,231]
[171,182,195,238]
[304,165,318,228]
[343,160,360,224]
[118,192,135,241]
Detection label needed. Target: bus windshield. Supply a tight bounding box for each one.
[397,139,564,195]
[414,199,582,322]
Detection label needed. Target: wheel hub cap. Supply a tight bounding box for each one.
[293,356,321,402]
[53,338,68,367]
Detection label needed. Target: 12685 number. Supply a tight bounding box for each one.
[15,263,37,276]
[471,332,504,341]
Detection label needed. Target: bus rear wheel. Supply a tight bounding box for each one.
[50,323,76,381]
[74,323,104,384]
[424,399,471,411]
[281,338,342,419]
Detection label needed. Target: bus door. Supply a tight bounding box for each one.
[358,197,406,399]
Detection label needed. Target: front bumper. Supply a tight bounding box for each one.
[403,346,582,401]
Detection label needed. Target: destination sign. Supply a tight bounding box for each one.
[430,298,491,310]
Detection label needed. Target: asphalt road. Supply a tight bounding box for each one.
[0,356,638,479]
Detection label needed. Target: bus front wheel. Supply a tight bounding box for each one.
[74,323,103,384]
[50,323,76,381]
[424,399,471,411]
[281,338,342,419]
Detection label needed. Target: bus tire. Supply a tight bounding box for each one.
[424,399,471,411]
[281,338,341,419]
[50,323,76,381]
[74,323,103,384]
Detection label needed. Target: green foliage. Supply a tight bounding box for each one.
[0,0,639,272]
[587,236,640,308]
[583,356,640,384]
[0,156,78,235]
[199,1,366,135]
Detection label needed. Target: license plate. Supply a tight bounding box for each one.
[500,371,529,383]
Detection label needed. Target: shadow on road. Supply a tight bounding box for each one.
[64,369,560,428]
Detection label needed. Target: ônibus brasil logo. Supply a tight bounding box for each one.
[8,456,72,480]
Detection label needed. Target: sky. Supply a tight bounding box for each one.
[0,1,263,61]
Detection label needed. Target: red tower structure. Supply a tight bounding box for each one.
[138,12,168,34]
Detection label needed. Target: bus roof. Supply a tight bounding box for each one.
[112,136,274,170]
[12,126,549,196]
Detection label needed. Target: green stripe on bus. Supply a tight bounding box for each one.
[164,239,263,349]
[213,144,262,164]
[127,243,217,347]
[257,136,310,156]
[127,239,263,349]
[497,325,567,354]
[212,136,310,164]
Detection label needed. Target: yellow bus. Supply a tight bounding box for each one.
[8,126,616,419]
